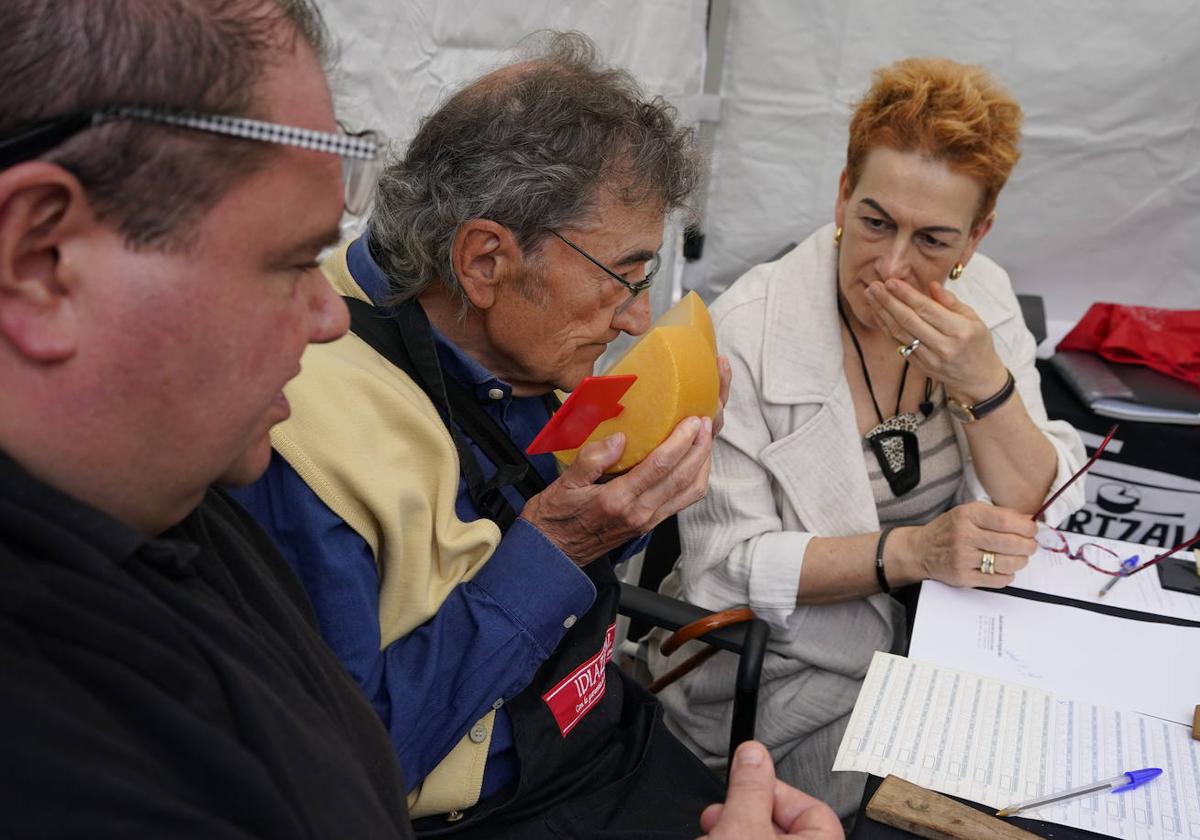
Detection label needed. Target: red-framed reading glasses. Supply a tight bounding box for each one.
[1032,423,1200,577]
[1036,528,1125,576]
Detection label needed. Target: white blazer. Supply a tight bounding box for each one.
[650,224,1086,794]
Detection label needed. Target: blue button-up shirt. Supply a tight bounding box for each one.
[232,236,646,798]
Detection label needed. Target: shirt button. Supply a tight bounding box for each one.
[487,388,504,400]
[563,614,577,629]
[491,698,504,710]
[469,722,488,743]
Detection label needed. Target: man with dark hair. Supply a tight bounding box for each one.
[232,32,731,838]
[0,2,412,837]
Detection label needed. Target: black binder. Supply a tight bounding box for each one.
[1050,350,1200,425]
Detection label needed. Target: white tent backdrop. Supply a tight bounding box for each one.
[692,0,1200,321]
[323,0,1200,324]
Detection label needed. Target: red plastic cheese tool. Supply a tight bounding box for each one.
[525,374,637,455]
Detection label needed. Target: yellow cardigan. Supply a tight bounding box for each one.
[269,242,502,817]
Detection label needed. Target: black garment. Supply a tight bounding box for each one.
[348,297,725,839]
[0,452,414,840]
[419,561,725,840]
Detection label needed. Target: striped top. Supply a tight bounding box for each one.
[863,396,963,527]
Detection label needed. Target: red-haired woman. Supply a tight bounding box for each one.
[650,58,1086,818]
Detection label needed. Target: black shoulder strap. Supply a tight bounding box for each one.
[342,296,550,531]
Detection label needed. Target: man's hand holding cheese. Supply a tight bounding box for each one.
[521,293,732,566]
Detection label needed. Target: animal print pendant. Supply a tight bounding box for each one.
[864,412,921,497]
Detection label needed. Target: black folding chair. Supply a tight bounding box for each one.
[617,514,769,764]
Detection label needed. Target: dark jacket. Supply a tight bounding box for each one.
[0,452,414,839]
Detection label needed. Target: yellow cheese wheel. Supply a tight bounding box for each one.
[557,291,719,474]
[653,288,717,355]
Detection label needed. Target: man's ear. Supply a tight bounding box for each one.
[0,163,91,362]
[450,219,523,311]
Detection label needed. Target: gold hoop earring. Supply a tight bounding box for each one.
[834,226,843,247]
[948,262,964,280]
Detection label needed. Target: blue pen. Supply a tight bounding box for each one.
[1097,554,1140,598]
[996,768,1162,817]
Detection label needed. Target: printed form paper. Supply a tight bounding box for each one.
[833,652,1200,840]
[1013,532,1200,623]
[910,582,1200,726]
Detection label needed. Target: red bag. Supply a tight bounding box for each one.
[1057,303,1200,387]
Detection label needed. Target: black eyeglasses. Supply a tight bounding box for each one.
[548,229,661,314]
[0,106,386,215]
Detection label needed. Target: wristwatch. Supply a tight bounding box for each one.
[947,370,1016,423]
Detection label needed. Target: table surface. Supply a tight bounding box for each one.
[853,576,1199,838]
[845,360,1200,838]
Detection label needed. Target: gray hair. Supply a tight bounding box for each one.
[0,0,333,251]
[367,31,701,305]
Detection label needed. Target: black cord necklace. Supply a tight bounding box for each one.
[837,298,932,497]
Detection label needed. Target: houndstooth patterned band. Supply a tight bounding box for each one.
[96,107,382,160]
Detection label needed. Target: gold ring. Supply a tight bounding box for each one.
[898,339,921,358]
[980,551,996,574]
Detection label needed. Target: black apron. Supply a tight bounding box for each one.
[344,297,723,839]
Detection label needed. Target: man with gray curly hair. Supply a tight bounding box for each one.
[233,31,733,838]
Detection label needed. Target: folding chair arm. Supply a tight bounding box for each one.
[617,582,752,652]
[617,582,768,762]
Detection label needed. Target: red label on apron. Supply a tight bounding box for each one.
[541,623,617,737]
